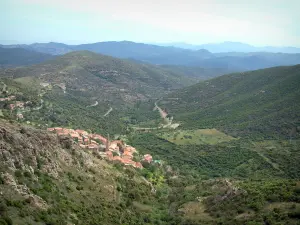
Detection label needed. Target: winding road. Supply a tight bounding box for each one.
[87,101,98,108]
[103,107,113,117]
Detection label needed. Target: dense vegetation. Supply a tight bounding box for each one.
[129,132,300,225]
[0,121,174,224]
[0,51,200,105]
[0,61,300,225]
[0,47,54,68]
[160,64,300,139]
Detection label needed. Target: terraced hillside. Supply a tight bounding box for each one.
[159,64,300,138]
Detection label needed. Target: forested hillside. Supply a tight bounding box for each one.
[1,59,300,225]
[0,50,203,134]
[0,50,197,100]
[0,47,54,68]
[159,64,300,139]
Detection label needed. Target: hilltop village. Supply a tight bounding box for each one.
[47,127,153,169]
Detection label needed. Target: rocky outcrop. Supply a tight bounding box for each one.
[1,172,48,210]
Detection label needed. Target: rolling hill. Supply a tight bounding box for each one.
[0,50,203,134]
[1,52,300,225]
[0,50,199,103]
[158,64,300,138]
[0,47,54,68]
[3,41,300,71]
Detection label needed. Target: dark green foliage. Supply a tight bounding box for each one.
[0,47,54,68]
[161,64,300,139]
[0,216,12,225]
[129,133,282,178]
[14,170,22,178]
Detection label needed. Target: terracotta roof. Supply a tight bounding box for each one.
[135,162,143,169]
[122,159,136,165]
[143,154,153,162]
[71,133,80,138]
[124,146,136,153]
[75,129,88,135]
[113,156,122,162]
[88,144,99,149]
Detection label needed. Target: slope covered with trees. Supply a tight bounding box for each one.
[0,47,54,68]
[1,60,300,225]
[0,51,199,105]
[159,64,300,139]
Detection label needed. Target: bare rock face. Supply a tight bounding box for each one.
[1,172,16,186]
[1,172,48,210]
[26,195,48,210]
[59,135,73,149]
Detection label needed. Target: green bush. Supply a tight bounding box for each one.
[23,171,32,178]
[14,170,22,178]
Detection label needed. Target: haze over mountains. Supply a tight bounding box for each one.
[0,47,54,68]
[157,41,300,53]
[1,41,300,72]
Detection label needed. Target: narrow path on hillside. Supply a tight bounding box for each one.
[154,100,167,119]
[87,101,98,108]
[249,142,283,173]
[142,177,156,193]
[133,99,179,130]
[33,99,44,111]
[103,107,113,117]
[1,82,7,92]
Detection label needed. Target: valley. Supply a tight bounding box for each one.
[0,50,299,225]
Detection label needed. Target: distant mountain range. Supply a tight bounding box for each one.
[157,41,300,53]
[1,41,300,72]
[0,47,54,68]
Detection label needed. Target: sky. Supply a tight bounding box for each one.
[1,0,300,46]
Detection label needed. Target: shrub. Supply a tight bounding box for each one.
[23,171,32,178]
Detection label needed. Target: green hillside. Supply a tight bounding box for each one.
[0,120,175,225]
[0,51,195,102]
[1,58,300,225]
[0,51,199,104]
[159,64,300,139]
[0,47,54,68]
[0,51,201,134]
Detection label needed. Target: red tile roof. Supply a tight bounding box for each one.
[135,162,143,169]
[143,154,153,162]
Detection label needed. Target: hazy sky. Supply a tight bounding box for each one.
[1,0,300,46]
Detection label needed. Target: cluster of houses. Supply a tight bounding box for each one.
[0,95,16,102]
[0,95,29,111]
[0,95,27,119]
[9,101,25,111]
[47,127,153,169]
